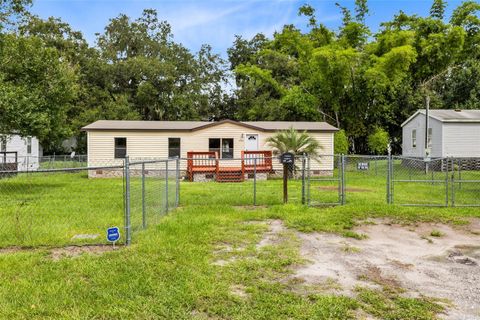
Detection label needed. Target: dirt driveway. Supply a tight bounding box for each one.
[294,219,480,319]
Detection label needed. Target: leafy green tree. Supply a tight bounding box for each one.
[367,127,390,154]
[97,9,227,122]
[266,127,322,157]
[430,0,446,19]
[0,34,77,149]
[334,130,349,154]
[0,0,30,30]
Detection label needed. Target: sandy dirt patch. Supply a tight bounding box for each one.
[294,220,480,319]
[256,219,285,249]
[50,245,118,261]
[212,219,286,266]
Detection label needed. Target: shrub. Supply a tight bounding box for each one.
[334,129,349,154]
[367,127,390,155]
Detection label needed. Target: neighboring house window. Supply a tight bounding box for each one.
[168,138,181,158]
[412,130,417,148]
[0,136,6,152]
[27,137,32,154]
[427,128,432,149]
[114,138,127,158]
[209,138,234,159]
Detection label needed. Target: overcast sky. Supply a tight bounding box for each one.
[30,0,464,57]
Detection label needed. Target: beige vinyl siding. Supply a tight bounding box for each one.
[87,122,335,171]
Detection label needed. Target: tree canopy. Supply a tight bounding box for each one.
[0,0,479,154]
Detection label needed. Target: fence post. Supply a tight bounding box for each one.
[386,155,391,204]
[307,156,311,205]
[301,155,306,205]
[124,156,131,246]
[175,157,180,208]
[165,160,169,213]
[341,154,346,205]
[253,157,257,206]
[444,157,449,207]
[451,158,455,207]
[389,156,394,204]
[142,162,146,229]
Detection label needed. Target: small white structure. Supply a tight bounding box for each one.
[401,109,480,158]
[0,134,42,171]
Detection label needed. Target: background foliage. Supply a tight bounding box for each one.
[0,0,479,154]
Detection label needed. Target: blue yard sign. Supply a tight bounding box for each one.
[107,227,120,243]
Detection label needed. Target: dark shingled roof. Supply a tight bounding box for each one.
[82,119,338,132]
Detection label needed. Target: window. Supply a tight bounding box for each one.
[427,128,433,149]
[209,138,220,157]
[209,138,234,159]
[27,137,32,154]
[168,138,181,158]
[114,138,127,158]
[412,129,417,148]
[0,136,6,152]
[222,139,234,158]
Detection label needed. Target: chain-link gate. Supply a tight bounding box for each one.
[390,157,449,206]
[306,155,344,206]
[450,157,480,207]
[343,155,389,206]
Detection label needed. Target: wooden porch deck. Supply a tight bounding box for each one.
[186,150,273,182]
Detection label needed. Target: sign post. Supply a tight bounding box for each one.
[280,152,295,203]
[107,226,120,248]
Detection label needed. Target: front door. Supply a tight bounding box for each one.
[245,134,258,151]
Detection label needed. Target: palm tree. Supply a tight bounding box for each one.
[266,127,322,158]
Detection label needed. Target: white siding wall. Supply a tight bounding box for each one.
[443,123,480,157]
[87,122,335,171]
[1,135,41,170]
[402,114,443,158]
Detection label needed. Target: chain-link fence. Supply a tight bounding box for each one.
[1,153,478,248]
[451,157,480,207]
[0,153,88,172]
[0,157,179,248]
[179,155,314,206]
[389,156,480,207]
[390,157,449,206]
[306,155,343,206]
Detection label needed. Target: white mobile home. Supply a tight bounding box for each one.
[82,119,338,178]
[401,109,480,158]
[0,135,42,171]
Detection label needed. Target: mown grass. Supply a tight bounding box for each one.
[0,168,479,318]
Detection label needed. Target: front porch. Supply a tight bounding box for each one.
[186,150,274,182]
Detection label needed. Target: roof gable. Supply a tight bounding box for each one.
[82,119,339,132]
[401,109,480,127]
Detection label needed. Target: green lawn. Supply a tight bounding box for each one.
[0,169,479,319]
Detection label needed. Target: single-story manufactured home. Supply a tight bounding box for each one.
[402,109,480,159]
[82,119,338,179]
[0,134,42,171]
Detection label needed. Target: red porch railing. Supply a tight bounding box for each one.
[186,151,218,181]
[241,150,273,173]
[187,150,274,182]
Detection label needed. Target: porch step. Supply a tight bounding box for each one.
[216,170,244,182]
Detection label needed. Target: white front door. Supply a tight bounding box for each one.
[245,134,259,151]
